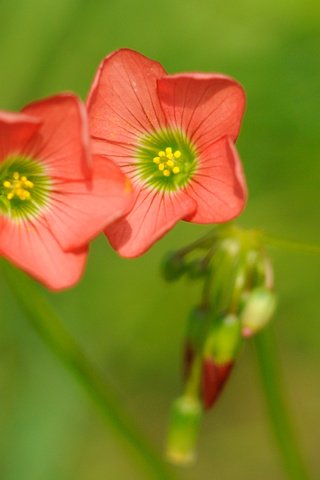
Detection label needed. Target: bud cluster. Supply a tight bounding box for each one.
[163,225,276,464]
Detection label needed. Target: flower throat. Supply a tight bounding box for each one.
[135,128,198,192]
[0,155,51,220]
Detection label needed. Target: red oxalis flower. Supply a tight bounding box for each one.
[88,49,247,257]
[0,94,132,289]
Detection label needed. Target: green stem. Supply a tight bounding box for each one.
[264,235,320,256]
[2,262,178,480]
[254,327,311,480]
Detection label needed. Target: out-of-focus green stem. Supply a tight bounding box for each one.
[2,262,178,480]
[264,235,320,256]
[254,327,311,480]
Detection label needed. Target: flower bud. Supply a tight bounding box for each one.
[161,252,186,281]
[166,396,203,465]
[204,314,242,365]
[211,238,242,314]
[202,358,233,409]
[201,314,242,409]
[240,287,276,337]
[187,258,210,279]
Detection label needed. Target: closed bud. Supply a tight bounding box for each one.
[202,358,233,409]
[161,252,186,281]
[187,258,210,279]
[204,314,242,365]
[240,287,276,337]
[166,396,203,465]
[201,314,242,409]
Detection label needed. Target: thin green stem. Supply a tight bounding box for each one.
[184,354,202,399]
[176,228,218,256]
[2,262,178,480]
[254,327,311,480]
[263,234,320,256]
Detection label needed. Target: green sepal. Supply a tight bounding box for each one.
[203,314,242,365]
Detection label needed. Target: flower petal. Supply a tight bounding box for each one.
[0,217,87,291]
[22,93,91,179]
[105,187,196,258]
[87,48,167,152]
[157,73,245,150]
[44,155,134,251]
[0,111,41,162]
[185,137,247,223]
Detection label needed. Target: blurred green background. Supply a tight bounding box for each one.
[0,0,319,479]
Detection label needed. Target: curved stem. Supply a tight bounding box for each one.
[264,234,320,256]
[2,262,178,480]
[254,327,311,480]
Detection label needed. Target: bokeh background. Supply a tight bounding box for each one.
[0,0,319,479]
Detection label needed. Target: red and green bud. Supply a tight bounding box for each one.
[240,287,276,337]
[201,314,242,409]
[166,396,203,465]
[202,358,234,410]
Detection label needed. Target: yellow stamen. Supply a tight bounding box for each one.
[154,146,183,178]
[3,171,34,201]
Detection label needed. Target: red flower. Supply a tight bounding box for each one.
[0,94,133,290]
[88,49,247,257]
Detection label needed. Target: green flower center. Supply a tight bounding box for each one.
[135,128,198,192]
[0,155,51,220]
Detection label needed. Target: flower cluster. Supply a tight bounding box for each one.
[1,49,247,289]
[164,225,276,464]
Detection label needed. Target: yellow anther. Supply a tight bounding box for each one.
[19,190,31,200]
[153,147,183,179]
[3,171,34,201]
